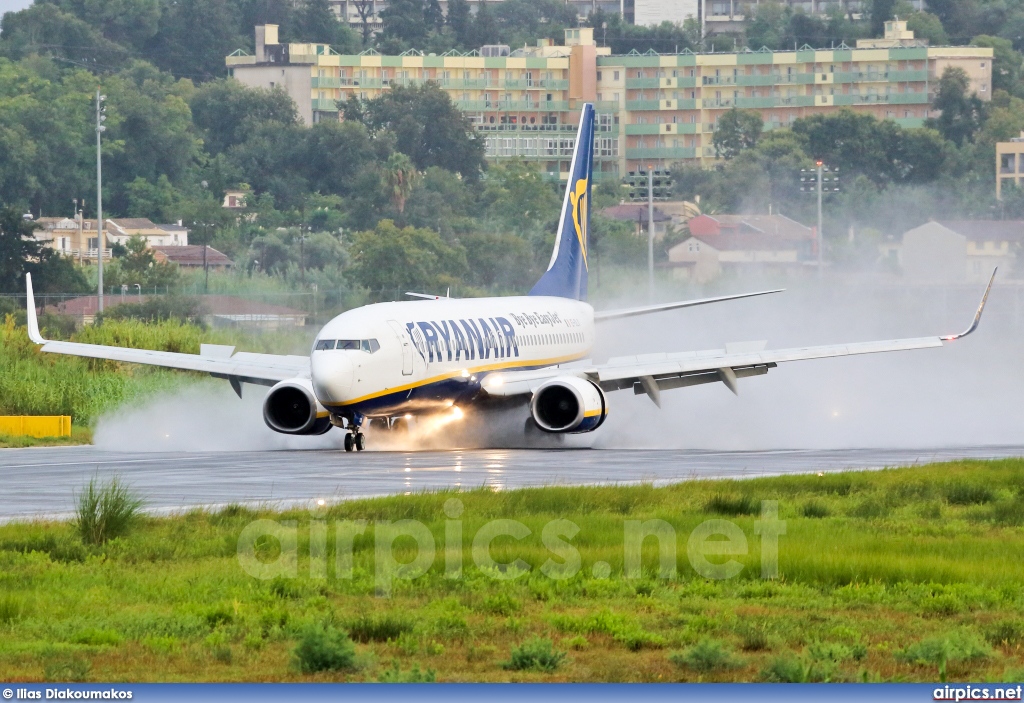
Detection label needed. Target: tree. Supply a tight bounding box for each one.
[0,207,87,294]
[356,84,485,179]
[190,79,300,156]
[352,0,376,44]
[745,1,787,50]
[447,0,472,47]
[380,0,428,48]
[713,109,764,159]
[928,67,985,146]
[350,219,467,297]
[906,12,948,46]
[870,0,895,37]
[384,152,417,215]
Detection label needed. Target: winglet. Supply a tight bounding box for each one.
[941,267,996,341]
[25,273,45,344]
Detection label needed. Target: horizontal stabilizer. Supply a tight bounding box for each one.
[594,289,783,322]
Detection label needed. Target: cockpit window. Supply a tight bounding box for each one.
[315,339,379,353]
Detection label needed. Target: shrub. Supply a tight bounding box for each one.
[761,655,811,682]
[985,620,1024,647]
[377,661,436,682]
[802,501,830,518]
[74,476,145,545]
[897,630,992,677]
[669,638,741,672]
[705,494,758,516]
[42,653,92,682]
[72,628,123,646]
[430,612,469,640]
[944,482,995,506]
[502,637,567,672]
[347,613,414,643]
[481,593,521,616]
[293,625,357,673]
[0,595,24,625]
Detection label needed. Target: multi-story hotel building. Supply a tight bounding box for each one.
[226,21,991,181]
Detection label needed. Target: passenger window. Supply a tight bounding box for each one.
[315,339,335,351]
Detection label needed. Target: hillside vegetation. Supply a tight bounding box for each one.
[1,460,1023,681]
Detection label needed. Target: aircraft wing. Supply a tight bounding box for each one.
[484,269,996,406]
[25,274,308,389]
[593,288,783,321]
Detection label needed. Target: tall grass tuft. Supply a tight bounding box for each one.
[74,476,145,545]
[347,613,414,643]
[944,482,995,505]
[705,494,758,516]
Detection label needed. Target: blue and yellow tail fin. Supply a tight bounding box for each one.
[529,103,594,301]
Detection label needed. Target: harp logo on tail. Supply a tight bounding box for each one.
[570,177,589,269]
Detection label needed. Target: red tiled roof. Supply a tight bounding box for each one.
[691,232,804,252]
[151,245,233,267]
[690,214,813,239]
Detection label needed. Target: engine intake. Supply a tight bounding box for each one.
[263,379,332,435]
[530,376,607,433]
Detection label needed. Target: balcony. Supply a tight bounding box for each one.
[455,100,571,111]
[312,98,340,111]
[625,100,663,111]
[833,70,927,84]
[832,92,928,106]
[625,77,661,89]
[625,146,697,160]
[499,78,570,90]
[311,76,342,88]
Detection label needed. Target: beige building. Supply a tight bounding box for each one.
[227,21,991,180]
[996,132,1024,200]
[899,220,1021,282]
[32,216,189,263]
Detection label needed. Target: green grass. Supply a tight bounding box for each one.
[0,459,1023,682]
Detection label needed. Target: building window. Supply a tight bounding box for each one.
[613,71,619,80]
[597,71,602,81]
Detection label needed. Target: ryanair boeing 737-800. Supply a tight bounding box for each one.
[25,104,994,451]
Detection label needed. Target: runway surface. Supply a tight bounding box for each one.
[2,444,1023,521]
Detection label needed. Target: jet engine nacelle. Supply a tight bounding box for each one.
[263,378,333,435]
[529,376,608,433]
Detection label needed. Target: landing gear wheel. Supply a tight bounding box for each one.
[355,432,366,451]
[344,433,354,452]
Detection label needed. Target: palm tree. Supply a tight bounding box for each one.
[384,152,417,215]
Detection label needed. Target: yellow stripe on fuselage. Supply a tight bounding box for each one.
[334,352,587,407]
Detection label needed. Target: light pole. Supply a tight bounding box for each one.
[95,90,107,312]
[647,165,655,301]
[800,161,839,277]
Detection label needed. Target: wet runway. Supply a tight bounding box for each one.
[2,444,1023,521]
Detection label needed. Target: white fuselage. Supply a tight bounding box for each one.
[309,296,595,420]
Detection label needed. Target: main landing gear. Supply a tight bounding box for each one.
[344,430,365,452]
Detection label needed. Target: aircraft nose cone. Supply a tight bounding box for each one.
[311,352,354,404]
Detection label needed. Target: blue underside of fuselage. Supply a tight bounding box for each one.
[324,376,488,420]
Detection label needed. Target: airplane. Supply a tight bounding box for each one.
[25,104,995,452]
